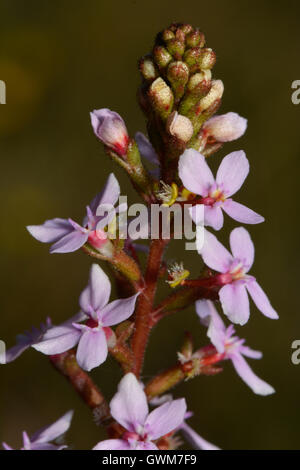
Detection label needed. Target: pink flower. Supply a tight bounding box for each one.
[90,109,129,156]
[33,265,139,371]
[2,411,73,450]
[93,373,187,450]
[179,149,264,230]
[198,227,278,325]
[27,173,125,254]
[196,300,275,396]
[202,112,247,142]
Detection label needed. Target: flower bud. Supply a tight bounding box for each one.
[90,109,129,156]
[203,112,247,142]
[162,29,175,41]
[139,56,158,81]
[187,71,212,97]
[198,48,216,70]
[166,111,194,142]
[186,29,205,48]
[167,61,189,100]
[148,77,174,120]
[166,39,185,60]
[153,46,172,69]
[197,79,224,112]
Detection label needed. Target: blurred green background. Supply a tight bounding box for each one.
[0,0,299,450]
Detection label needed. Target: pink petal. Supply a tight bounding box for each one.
[32,411,73,444]
[110,373,149,432]
[204,206,224,230]
[50,230,88,253]
[89,173,121,213]
[178,149,214,196]
[229,227,255,271]
[203,112,247,143]
[76,329,108,371]
[230,353,275,395]
[79,264,111,314]
[239,345,262,359]
[27,218,73,243]
[101,293,139,327]
[223,199,264,225]
[2,443,13,450]
[32,325,81,355]
[246,280,278,319]
[145,398,187,440]
[216,151,249,197]
[189,205,205,225]
[195,300,226,353]
[93,439,131,450]
[180,422,220,450]
[219,282,250,325]
[198,229,233,273]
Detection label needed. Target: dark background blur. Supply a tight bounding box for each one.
[0,0,299,450]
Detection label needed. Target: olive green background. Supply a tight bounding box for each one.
[0,0,299,450]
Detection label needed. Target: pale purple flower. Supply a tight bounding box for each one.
[2,410,73,450]
[179,149,264,230]
[93,373,187,450]
[27,173,125,254]
[90,109,129,156]
[196,299,275,396]
[33,265,139,371]
[1,318,52,364]
[202,112,247,142]
[198,227,278,325]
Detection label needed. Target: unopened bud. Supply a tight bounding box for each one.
[203,112,247,142]
[139,56,158,81]
[186,29,205,48]
[166,38,185,60]
[166,111,194,143]
[153,46,172,69]
[197,79,224,112]
[184,47,216,73]
[90,109,129,156]
[198,48,216,70]
[162,29,175,41]
[183,47,202,68]
[148,77,174,120]
[167,61,189,100]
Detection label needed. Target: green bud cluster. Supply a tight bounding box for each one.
[138,23,223,181]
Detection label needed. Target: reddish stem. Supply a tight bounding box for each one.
[131,238,168,377]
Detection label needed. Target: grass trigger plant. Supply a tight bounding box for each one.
[2,23,278,451]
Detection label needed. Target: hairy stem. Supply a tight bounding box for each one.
[131,238,168,377]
